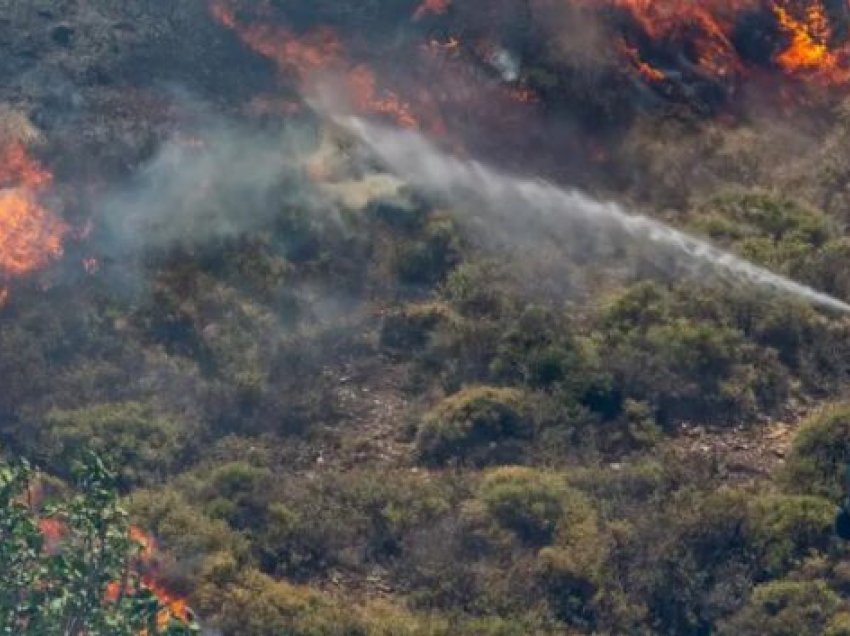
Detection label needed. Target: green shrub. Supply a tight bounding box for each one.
[619,489,753,634]
[603,315,788,424]
[129,487,250,593]
[380,302,454,353]
[41,401,192,487]
[691,192,831,270]
[246,469,455,579]
[394,218,462,286]
[489,305,599,395]
[826,612,850,636]
[718,580,841,636]
[203,462,274,529]
[537,499,607,629]
[416,387,533,467]
[783,404,850,500]
[194,568,361,636]
[441,260,509,318]
[746,494,835,577]
[477,467,590,546]
[799,238,850,301]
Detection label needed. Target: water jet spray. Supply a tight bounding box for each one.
[339,116,850,314]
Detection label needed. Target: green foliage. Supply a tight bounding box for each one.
[194,567,360,636]
[489,306,599,395]
[477,467,591,547]
[380,302,453,353]
[416,387,533,467]
[800,238,850,300]
[746,494,835,577]
[536,500,607,628]
[0,454,197,635]
[826,612,850,636]
[195,566,519,636]
[693,192,831,270]
[441,260,509,319]
[783,404,850,500]
[393,217,463,286]
[718,580,842,636]
[597,282,791,424]
[38,402,191,488]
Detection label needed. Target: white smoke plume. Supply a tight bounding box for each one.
[339,115,850,313]
[98,121,317,250]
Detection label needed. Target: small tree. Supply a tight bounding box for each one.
[0,453,198,635]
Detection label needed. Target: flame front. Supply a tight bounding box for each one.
[39,521,193,632]
[773,2,850,84]
[210,1,422,129]
[129,526,193,630]
[588,0,850,89]
[0,142,66,300]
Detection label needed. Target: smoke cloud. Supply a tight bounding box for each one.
[96,117,325,255]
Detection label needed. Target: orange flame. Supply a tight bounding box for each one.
[774,3,850,84]
[0,142,67,297]
[346,65,420,128]
[38,518,66,555]
[130,526,193,636]
[578,0,850,90]
[130,525,157,562]
[143,577,193,630]
[129,525,194,629]
[210,1,422,128]
[40,520,193,631]
[414,0,451,21]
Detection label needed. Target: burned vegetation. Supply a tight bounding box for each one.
[6,1,850,634]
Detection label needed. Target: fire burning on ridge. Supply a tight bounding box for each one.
[211,1,422,129]
[63,523,194,633]
[127,526,194,632]
[208,0,850,136]
[0,140,67,303]
[588,0,850,89]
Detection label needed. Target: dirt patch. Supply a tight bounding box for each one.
[667,416,803,485]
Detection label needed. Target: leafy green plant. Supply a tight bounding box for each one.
[416,387,533,467]
[0,453,198,635]
[783,404,850,500]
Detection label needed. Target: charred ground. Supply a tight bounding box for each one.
[5,1,850,635]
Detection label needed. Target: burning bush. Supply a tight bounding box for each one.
[0,454,196,635]
[0,133,67,302]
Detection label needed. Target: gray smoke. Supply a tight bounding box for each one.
[340,115,850,313]
[98,120,320,252]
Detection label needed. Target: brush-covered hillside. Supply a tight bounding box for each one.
[6,1,850,634]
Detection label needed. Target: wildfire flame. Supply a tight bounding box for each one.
[773,3,850,83]
[210,1,421,128]
[129,526,194,630]
[39,520,193,632]
[0,141,66,302]
[587,0,850,89]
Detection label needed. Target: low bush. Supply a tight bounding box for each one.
[783,404,850,500]
[718,580,842,636]
[416,387,533,467]
[477,467,588,546]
